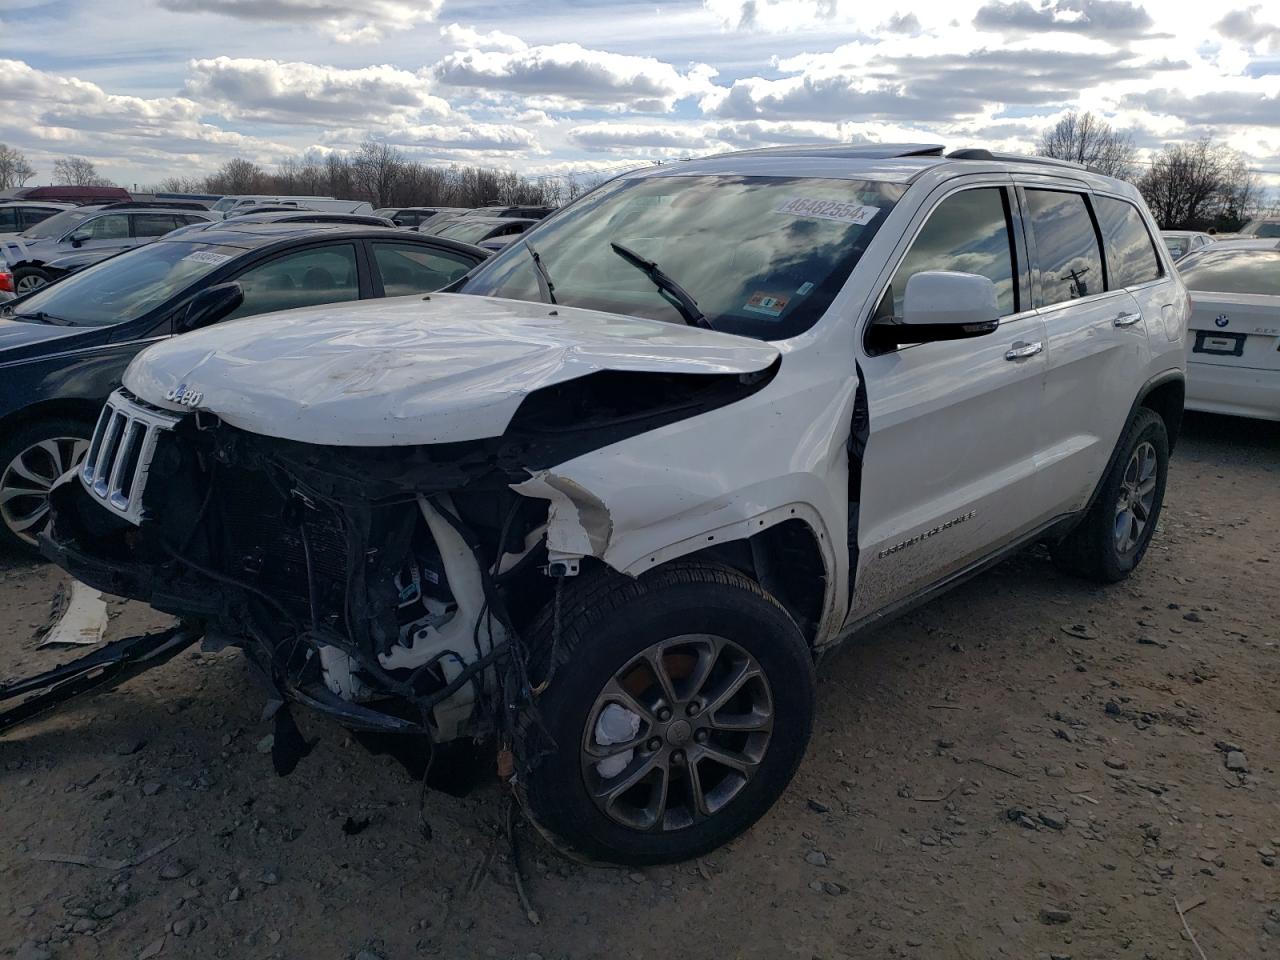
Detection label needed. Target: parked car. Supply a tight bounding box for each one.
[220,210,396,228]
[425,215,537,246]
[1161,230,1214,261]
[2,185,132,205]
[0,200,75,238]
[32,144,1186,865]
[0,222,489,551]
[0,205,218,298]
[465,204,555,220]
[210,196,373,218]
[374,206,468,228]
[1237,218,1280,239]
[1176,238,1280,421]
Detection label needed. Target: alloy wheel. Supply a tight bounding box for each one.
[580,634,773,832]
[0,437,90,547]
[1114,440,1158,555]
[14,274,47,295]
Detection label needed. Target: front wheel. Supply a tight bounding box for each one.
[517,562,815,865]
[1051,407,1169,583]
[0,418,94,556]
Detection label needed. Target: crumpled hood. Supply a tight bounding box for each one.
[123,293,780,445]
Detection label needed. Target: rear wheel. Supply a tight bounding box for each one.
[12,266,52,296]
[1050,407,1169,583]
[0,418,93,556]
[517,562,815,865]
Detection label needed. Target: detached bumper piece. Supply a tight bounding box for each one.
[0,622,202,734]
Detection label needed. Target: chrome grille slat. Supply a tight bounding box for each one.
[80,390,182,526]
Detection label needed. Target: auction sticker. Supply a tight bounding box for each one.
[775,197,880,224]
[181,251,233,265]
[744,291,790,317]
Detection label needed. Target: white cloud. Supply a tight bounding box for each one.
[439,22,528,53]
[156,0,443,44]
[432,43,719,113]
[184,57,449,125]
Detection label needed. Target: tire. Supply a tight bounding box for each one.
[516,561,816,865]
[12,266,52,297]
[1050,407,1169,583]
[0,417,94,557]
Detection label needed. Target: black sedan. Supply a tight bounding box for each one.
[0,222,489,553]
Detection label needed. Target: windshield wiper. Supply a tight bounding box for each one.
[524,239,556,304]
[609,241,710,328]
[14,311,71,326]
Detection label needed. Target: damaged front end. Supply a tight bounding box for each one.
[21,356,777,753]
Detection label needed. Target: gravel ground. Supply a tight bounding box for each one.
[1,411,1277,960]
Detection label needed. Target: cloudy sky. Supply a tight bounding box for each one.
[2,0,1279,189]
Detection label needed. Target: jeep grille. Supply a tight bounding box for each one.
[80,390,181,525]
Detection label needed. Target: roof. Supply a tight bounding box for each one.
[155,220,490,257]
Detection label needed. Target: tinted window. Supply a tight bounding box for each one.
[882,187,1017,318]
[438,220,505,245]
[1253,223,1280,239]
[459,174,904,340]
[1179,249,1280,296]
[1026,190,1104,306]
[1163,236,1189,260]
[229,244,360,319]
[0,208,16,232]
[7,240,239,327]
[22,208,61,229]
[82,214,130,241]
[1094,196,1160,288]
[133,214,181,238]
[373,242,475,296]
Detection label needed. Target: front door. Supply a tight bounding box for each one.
[849,180,1048,623]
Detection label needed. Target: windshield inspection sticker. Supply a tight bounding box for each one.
[775,197,880,225]
[181,251,232,266]
[744,292,790,317]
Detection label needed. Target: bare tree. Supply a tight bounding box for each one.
[351,139,403,208]
[1138,138,1261,230]
[1037,111,1137,180]
[0,144,36,189]
[52,156,113,187]
[206,158,267,195]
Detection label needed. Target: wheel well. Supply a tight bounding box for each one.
[0,399,101,440]
[672,518,826,647]
[1141,378,1184,452]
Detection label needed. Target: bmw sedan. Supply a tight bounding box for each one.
[0,221,489,553]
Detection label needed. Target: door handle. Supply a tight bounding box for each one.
[1113,312,1143,327]
[1005,340,1043,360]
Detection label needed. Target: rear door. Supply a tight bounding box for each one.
[1021,184,1151,518]
[850,178,1048,621]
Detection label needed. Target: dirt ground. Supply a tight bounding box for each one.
[1,411,1277,960]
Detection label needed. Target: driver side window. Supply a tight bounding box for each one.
[82,214,130,241]
[877,188,1018,323]
[227,244,360,320]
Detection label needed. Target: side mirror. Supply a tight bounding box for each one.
[869,271,1001,350]
[177,282,243,334]
[68,232,90,247]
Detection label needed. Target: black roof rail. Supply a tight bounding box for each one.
[946,149,1089,171]
[718,142,946,161]
[98,200,213,211]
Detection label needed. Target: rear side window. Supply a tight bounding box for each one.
[133,214,182,238]
[229,244,360,319]
[1179,249,1280,296]
[372,242,475,296]
[881,187,1018,318]
[0,207,16,232]
[1094,196,1161,288]
[1025,190,1104,306]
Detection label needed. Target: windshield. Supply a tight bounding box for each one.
[1180,248,1280,296]
[9,239,240,327]
[1241,222,1280,238]
[457,174,904,340]
[19,209,92,240]
[211,198,242,212]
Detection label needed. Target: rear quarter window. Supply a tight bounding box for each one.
[1094,196,1161,288]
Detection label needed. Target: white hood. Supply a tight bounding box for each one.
[123,293,779,445]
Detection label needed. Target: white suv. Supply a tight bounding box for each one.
[42,144,1187,865]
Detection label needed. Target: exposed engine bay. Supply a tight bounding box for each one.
[32,362,777,755]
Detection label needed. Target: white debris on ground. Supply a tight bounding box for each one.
[38,580,107,648]
[594,702,642,778]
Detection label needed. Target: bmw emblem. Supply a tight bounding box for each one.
[1214,315,1229,328]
